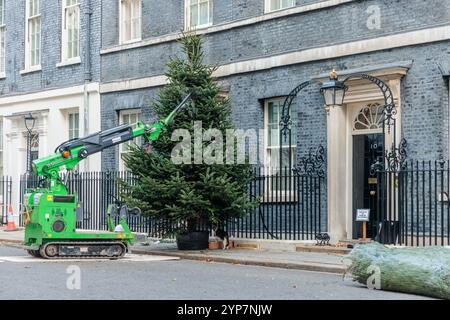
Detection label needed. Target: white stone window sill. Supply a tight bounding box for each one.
[0,72,5,79]
[20,66,42,75]
[262,193,299,203]
[185,22,213,32]
[56,57,81,68]
[120,38,142,46]
[264,6,296,14]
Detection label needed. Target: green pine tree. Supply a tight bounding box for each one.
[121,34,257,235]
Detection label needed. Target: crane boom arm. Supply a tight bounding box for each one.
[32,93,192,185]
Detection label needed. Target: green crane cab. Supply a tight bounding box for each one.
[23,94,191,259]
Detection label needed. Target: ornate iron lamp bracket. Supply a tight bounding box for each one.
[342,73,396,134]
[293,145,326,178]
[280,80,312,140]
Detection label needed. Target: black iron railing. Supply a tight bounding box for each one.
[226,166,326,240]
[376,160,450,246]
[19,167,326,240]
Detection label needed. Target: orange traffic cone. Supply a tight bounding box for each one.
[5,204,18,232]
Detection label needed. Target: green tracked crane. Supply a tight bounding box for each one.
[23,94,191,259]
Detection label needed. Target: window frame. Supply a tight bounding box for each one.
[119,109,142,171]
[68,111,80,140]
[263,97,298,201]
[24,0,41,71]
[264,0,296,14]
[119,0,142,45]
[0,117,3,177]
[184,0,213,31]
[61,0,81,64]
[0,0,5,78]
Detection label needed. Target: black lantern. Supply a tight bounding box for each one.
[24,112,36,173]
[320,69,348,107]
[24,112,36,132]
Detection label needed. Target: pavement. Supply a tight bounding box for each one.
[0,228,346,274]
[0,245,431,300]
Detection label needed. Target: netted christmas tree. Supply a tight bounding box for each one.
[121,34,256,235]
[346,243,450,299]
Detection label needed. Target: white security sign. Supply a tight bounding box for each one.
[356,209,371,222]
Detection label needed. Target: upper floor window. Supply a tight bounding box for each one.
[265,0,295,13]
[62,0,80,62]
[185,0,212,30]
[120,0,141,44]
[25,0,41,69]
[0,0,5,76]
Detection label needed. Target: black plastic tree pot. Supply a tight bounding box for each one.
[176,231,209,250]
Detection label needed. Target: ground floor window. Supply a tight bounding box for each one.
[264,98,297,196]
[119,109,142,171]
[265,98,297,169]
[68,112,80,140]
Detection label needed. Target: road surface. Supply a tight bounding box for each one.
[0,245,430,300]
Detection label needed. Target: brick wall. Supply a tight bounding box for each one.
[0,0,101,96]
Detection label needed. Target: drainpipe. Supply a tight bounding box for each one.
[83,0,92,171]
[447,75,450,161]
[438,62,450,160]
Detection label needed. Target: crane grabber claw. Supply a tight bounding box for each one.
[163,92,193,126]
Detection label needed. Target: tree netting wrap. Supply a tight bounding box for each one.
[345,243,450,299]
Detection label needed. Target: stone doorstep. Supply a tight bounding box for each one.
[296,245,351,255]
[230,238,351,255]
[231,238,316,252]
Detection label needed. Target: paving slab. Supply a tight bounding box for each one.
[0,229,346,273]
[131,242,346,274]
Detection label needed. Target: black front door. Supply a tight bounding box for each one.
[353,134,385,239]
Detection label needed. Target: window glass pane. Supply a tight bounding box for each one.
[131,0,141,39]
[120,111,142,154]
[190,3,198,27]
[65,4,79,59]
[121,0,140,42]
[0,118,3,150]
[199,1,209,25]
[29,0,40,17]
[266,99,297,171]
[28,10,40,67]
[0,0,4,25]
[69,113,80,140]
[269,148,294,171]
[30,133,39,163]
[0,27,5,73]
[269,0,294,11]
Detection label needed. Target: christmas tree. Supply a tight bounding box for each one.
[121,34,256,235]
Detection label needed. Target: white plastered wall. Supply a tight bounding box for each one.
[0,83,101,222]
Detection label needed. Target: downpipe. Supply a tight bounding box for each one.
[83,0,92,171]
